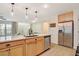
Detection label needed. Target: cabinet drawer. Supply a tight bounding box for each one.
[0,43,8,50]
[26,39,36,44]
[9,40,24,47]
[36,37,44,41]
[0,40,24,49]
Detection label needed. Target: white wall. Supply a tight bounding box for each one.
[73,8,79,49]
[48,20,58,44]
[42,22,49,34]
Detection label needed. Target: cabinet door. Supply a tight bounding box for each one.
[58,12,73,22]
[0,48,9,56]
[26,39,36,56]
[10,45,24,56]
[36,37,44,55]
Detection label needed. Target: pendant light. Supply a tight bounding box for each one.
[25,7,28,19]
[11,3,15,16]
[32,10,38,23]
[35,10,38,20]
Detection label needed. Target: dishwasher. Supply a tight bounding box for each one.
[44,35,51,50]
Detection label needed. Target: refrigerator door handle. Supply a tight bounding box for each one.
[63,25,65,33]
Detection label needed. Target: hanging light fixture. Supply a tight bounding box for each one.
[32,10,38,23]
[25,7,28,19]
[11,3,15,16]
[35,10,38,20]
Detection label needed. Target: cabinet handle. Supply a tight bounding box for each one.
[35,39,37,40]
[6,49,10,51]
[6,44,10,47]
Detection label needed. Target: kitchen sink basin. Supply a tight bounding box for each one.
[24,35,38,37]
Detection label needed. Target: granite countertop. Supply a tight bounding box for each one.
[0,35,26,43]
[0,34,50,43]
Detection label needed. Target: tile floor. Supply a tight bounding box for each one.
[40,44,76,56]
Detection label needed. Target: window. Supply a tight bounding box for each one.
[6,24,12,36]
[0,23,12,36]
[0,24,5,36]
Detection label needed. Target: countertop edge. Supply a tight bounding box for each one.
[0,34,51,44]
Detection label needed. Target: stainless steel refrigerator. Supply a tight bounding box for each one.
[58,21,74,48]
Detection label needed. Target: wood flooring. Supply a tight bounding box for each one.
[40,44,76,56]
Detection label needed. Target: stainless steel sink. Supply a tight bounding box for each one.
[24,35,38,37]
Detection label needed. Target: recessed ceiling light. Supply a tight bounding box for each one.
[44,4,48,8]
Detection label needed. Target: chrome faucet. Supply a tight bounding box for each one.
[28,24,33,36]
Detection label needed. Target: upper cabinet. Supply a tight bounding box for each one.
[58,11,73,22]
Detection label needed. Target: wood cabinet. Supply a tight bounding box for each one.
[0,48,10,56]
[0,35,51,56]
[26,38,36,56]
[36,37,44,55]
[25,37,45,56]
[10,45,24,56]
[0,40,25,56]
[58,11,73,22]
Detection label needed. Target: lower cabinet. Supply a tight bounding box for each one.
[25,37,44,56]
[0,36,50,56]
[26,38,36,56]
[36,37,44,55]
[10,45,24,56]
[0,48,10,56]
[0,45,24,56]
[0,40,25,56]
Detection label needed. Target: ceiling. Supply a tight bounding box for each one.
[0,3,79,23]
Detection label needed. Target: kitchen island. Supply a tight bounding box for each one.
[0,35,51,56]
